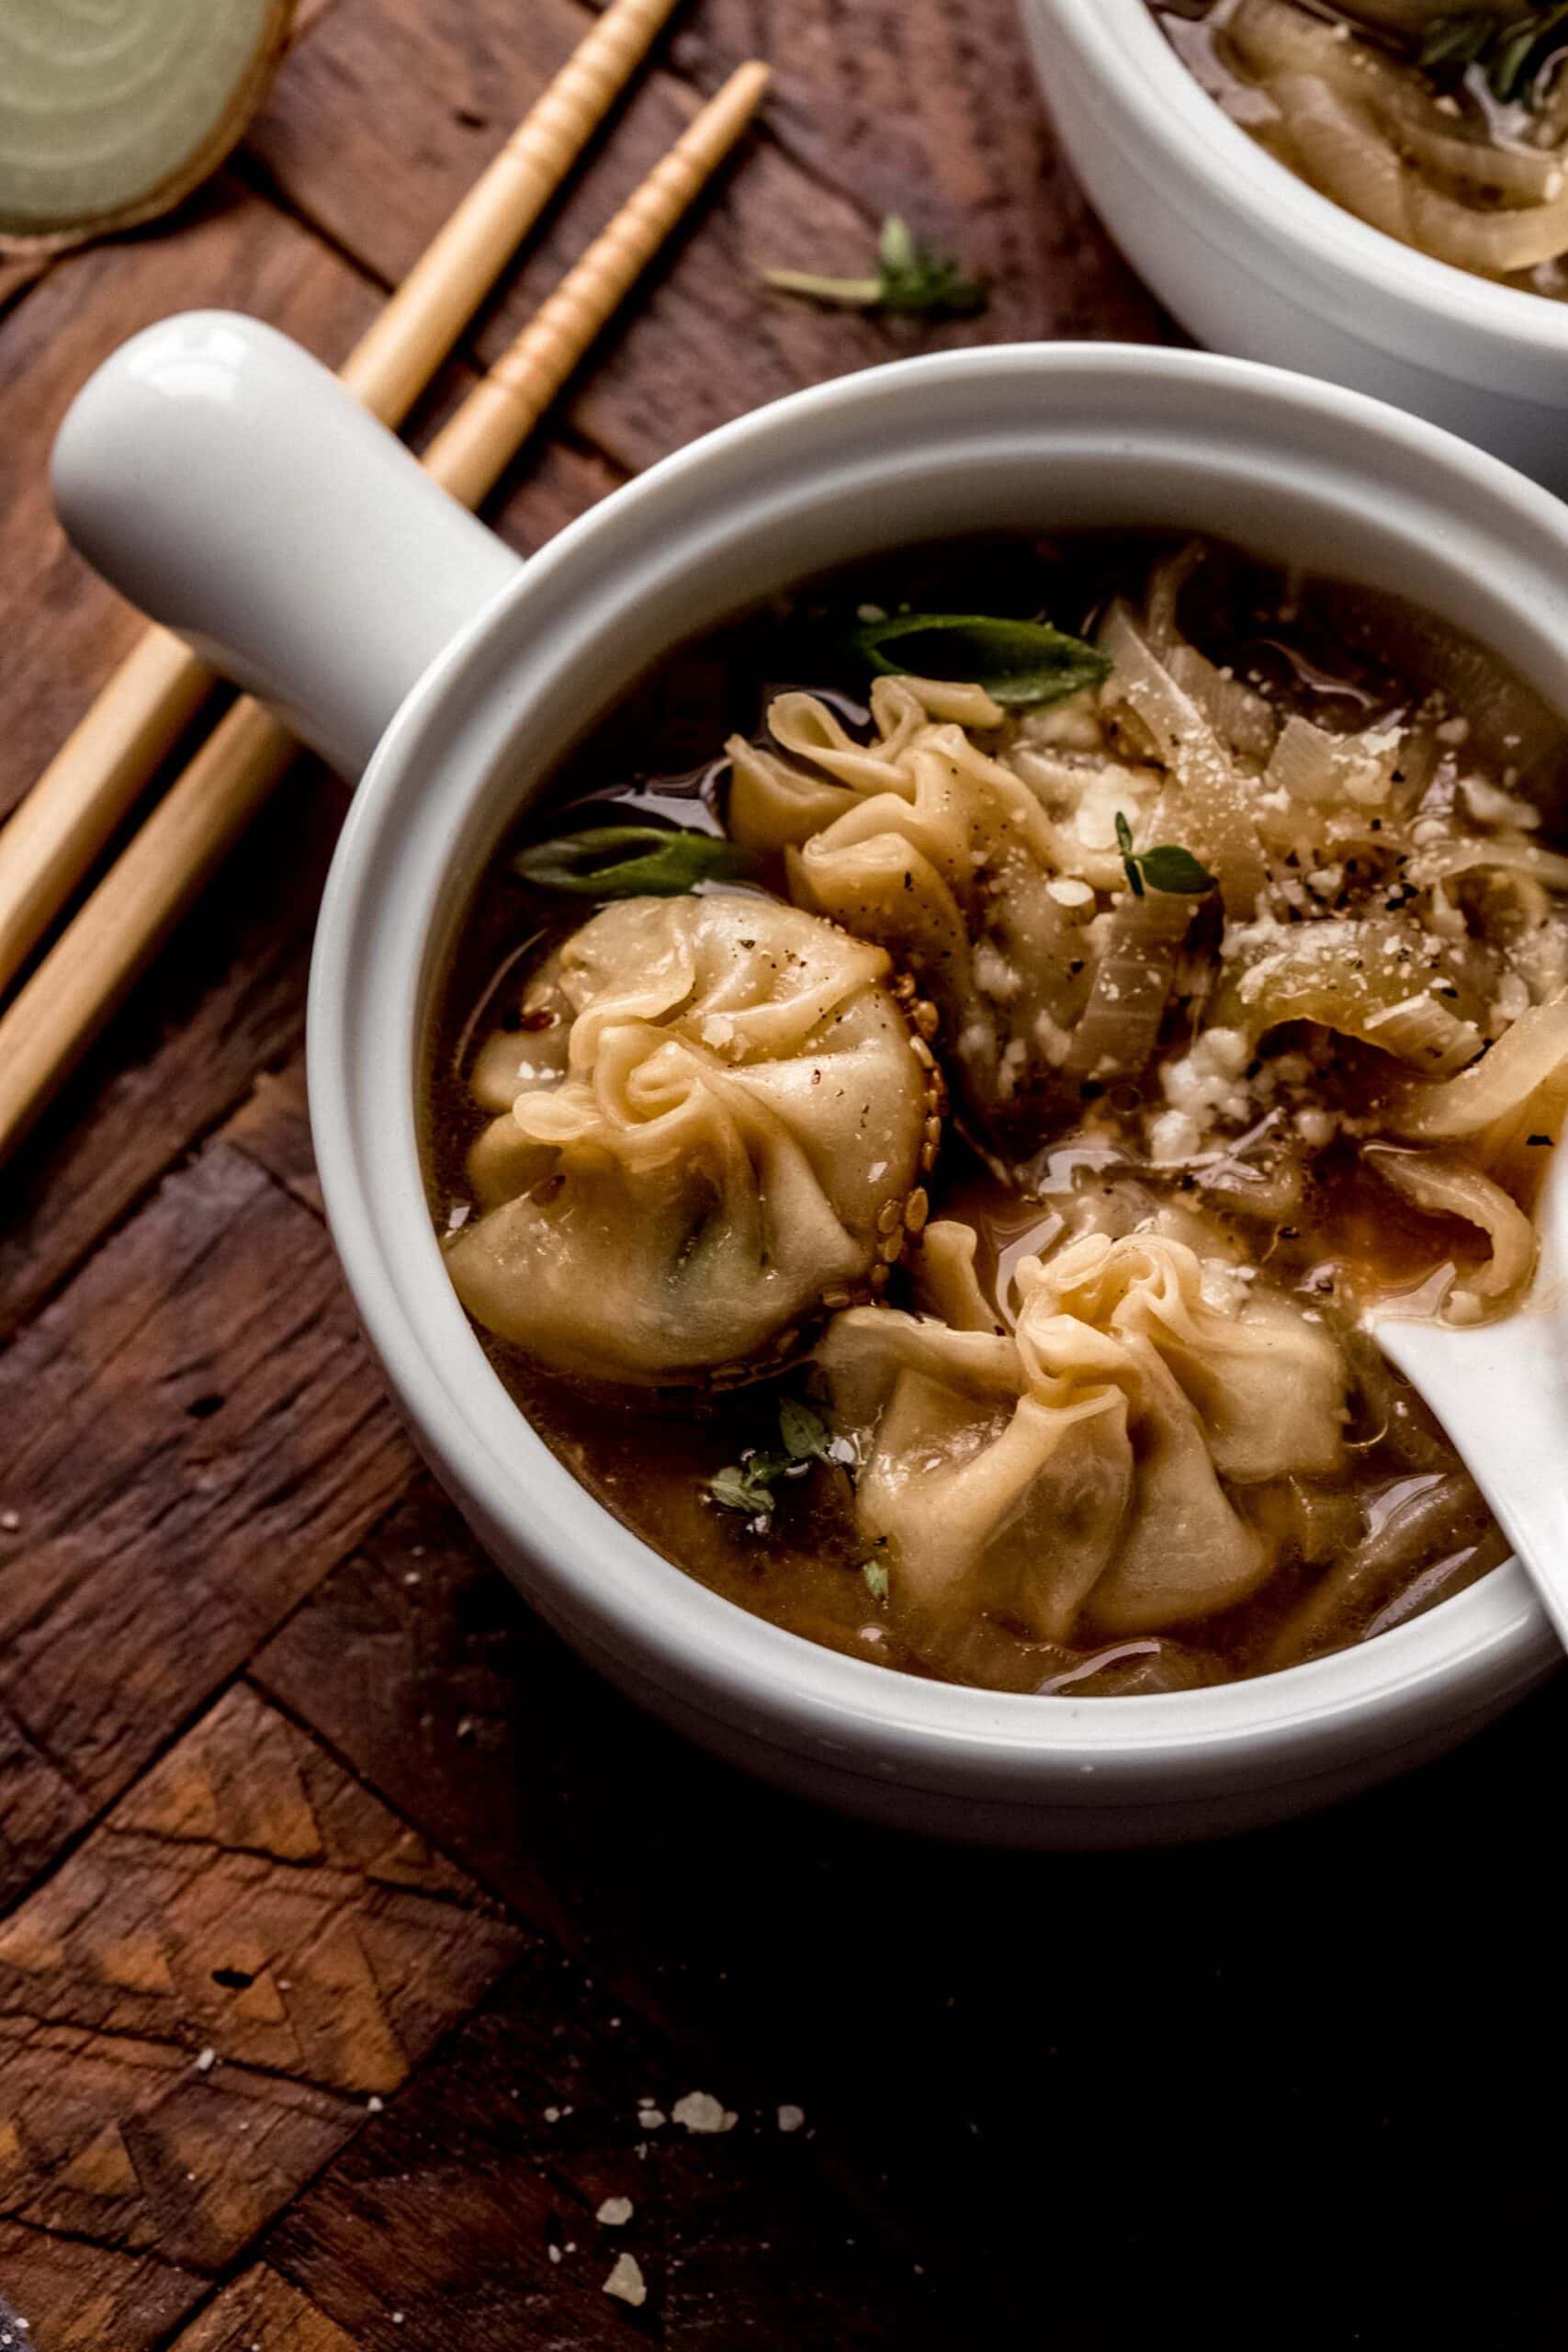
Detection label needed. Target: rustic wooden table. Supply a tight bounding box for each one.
[1,3,1565,2346]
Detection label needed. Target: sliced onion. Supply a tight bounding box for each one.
[1100,604,1269,914]
[1385,988,1568,1136]
[1256,49,1568,274]
[1064,886,1195,1079]
[1230,3,1391,99]
[1366,1143,1539,1310]
[1265,711,1404,808]
[1270,70,1415,243]
[1337,593,1564,784]
[1263,1469,1492,1668]
[1390,106,1564,206]
[0,0,294,254]
[1143,540,1207,654]
[1405,836,1568,892]
[1166,642,1280,763]
[1359,989,1485,1078]
[1218,916,1486,1070]
[1406,174,1568,274]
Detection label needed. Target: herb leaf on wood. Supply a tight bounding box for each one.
[761,212,987,319]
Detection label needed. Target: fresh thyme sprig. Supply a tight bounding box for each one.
[1420,6,1568,107]
[761,213,987,319]
[706,1397,840,1527]
[1114,810,1216,899]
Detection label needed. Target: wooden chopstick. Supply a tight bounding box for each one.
[0,61,771,1170]
[0,0,684,1004]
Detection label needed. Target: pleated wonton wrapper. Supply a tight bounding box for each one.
[446,894,941,1387]
[727,673,1180,1160]
[815,1227,1347,1642]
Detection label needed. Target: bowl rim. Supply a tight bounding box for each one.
[1038,0,1568,364]
[307,339,1561,1796]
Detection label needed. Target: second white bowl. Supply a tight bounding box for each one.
[1023,0,1568,492]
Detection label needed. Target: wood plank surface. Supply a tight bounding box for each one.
[0,0,1562,2345]
[249,0,1173,491]
[0,1136,413,1886]
[167,2267,359,2352]
[0,2226,204,2352]
[0,1688,520,2281]
[0,186,616,1345]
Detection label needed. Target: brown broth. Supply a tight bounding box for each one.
[423,532,1565,1697]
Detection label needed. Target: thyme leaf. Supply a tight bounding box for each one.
[706,1397,838,1524]
[706,1451,794,1522]
[1115,809,1216,899]
[761,212,987,318]
[706,1462,779,1518]
[778,1396,834,1462]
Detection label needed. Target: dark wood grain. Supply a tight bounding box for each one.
[0,172,618,1347]
[0,1136,414,1890]
[0,2222,204,2352]
[264,1932,948,2349]
[0,1688,520,2275]
[168,2267,360,2352]
[253,1476,1568,2343]
[0,187,377,831]
[246,0,1174,487]
[0,0,1561,2345]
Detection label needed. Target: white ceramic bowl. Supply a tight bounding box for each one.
[1023,0,1568,492]
[52,316,1566,1843]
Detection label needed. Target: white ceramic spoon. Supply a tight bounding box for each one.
[1371,1144,1568,1648]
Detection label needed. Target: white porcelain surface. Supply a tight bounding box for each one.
[54,316,1567,1843]
[1023,0,1568,492]
[1375,1154,1568,1650]
[52,312,519,775]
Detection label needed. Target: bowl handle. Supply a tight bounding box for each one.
[52,311,523,775]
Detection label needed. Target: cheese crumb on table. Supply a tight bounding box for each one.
[672,2089,738,2134]
[597,2196,634,2226]
[603,2254,647,2308]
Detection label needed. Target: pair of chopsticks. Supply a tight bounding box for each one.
[0,2,769,1166]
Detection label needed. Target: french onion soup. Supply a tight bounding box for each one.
[423,534,1568,1697]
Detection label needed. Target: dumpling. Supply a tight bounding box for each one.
[814,1228,1347,1642]
[1026,1230,1347,1486]
[727,674,1195,1164]
[444,893,938,1386]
